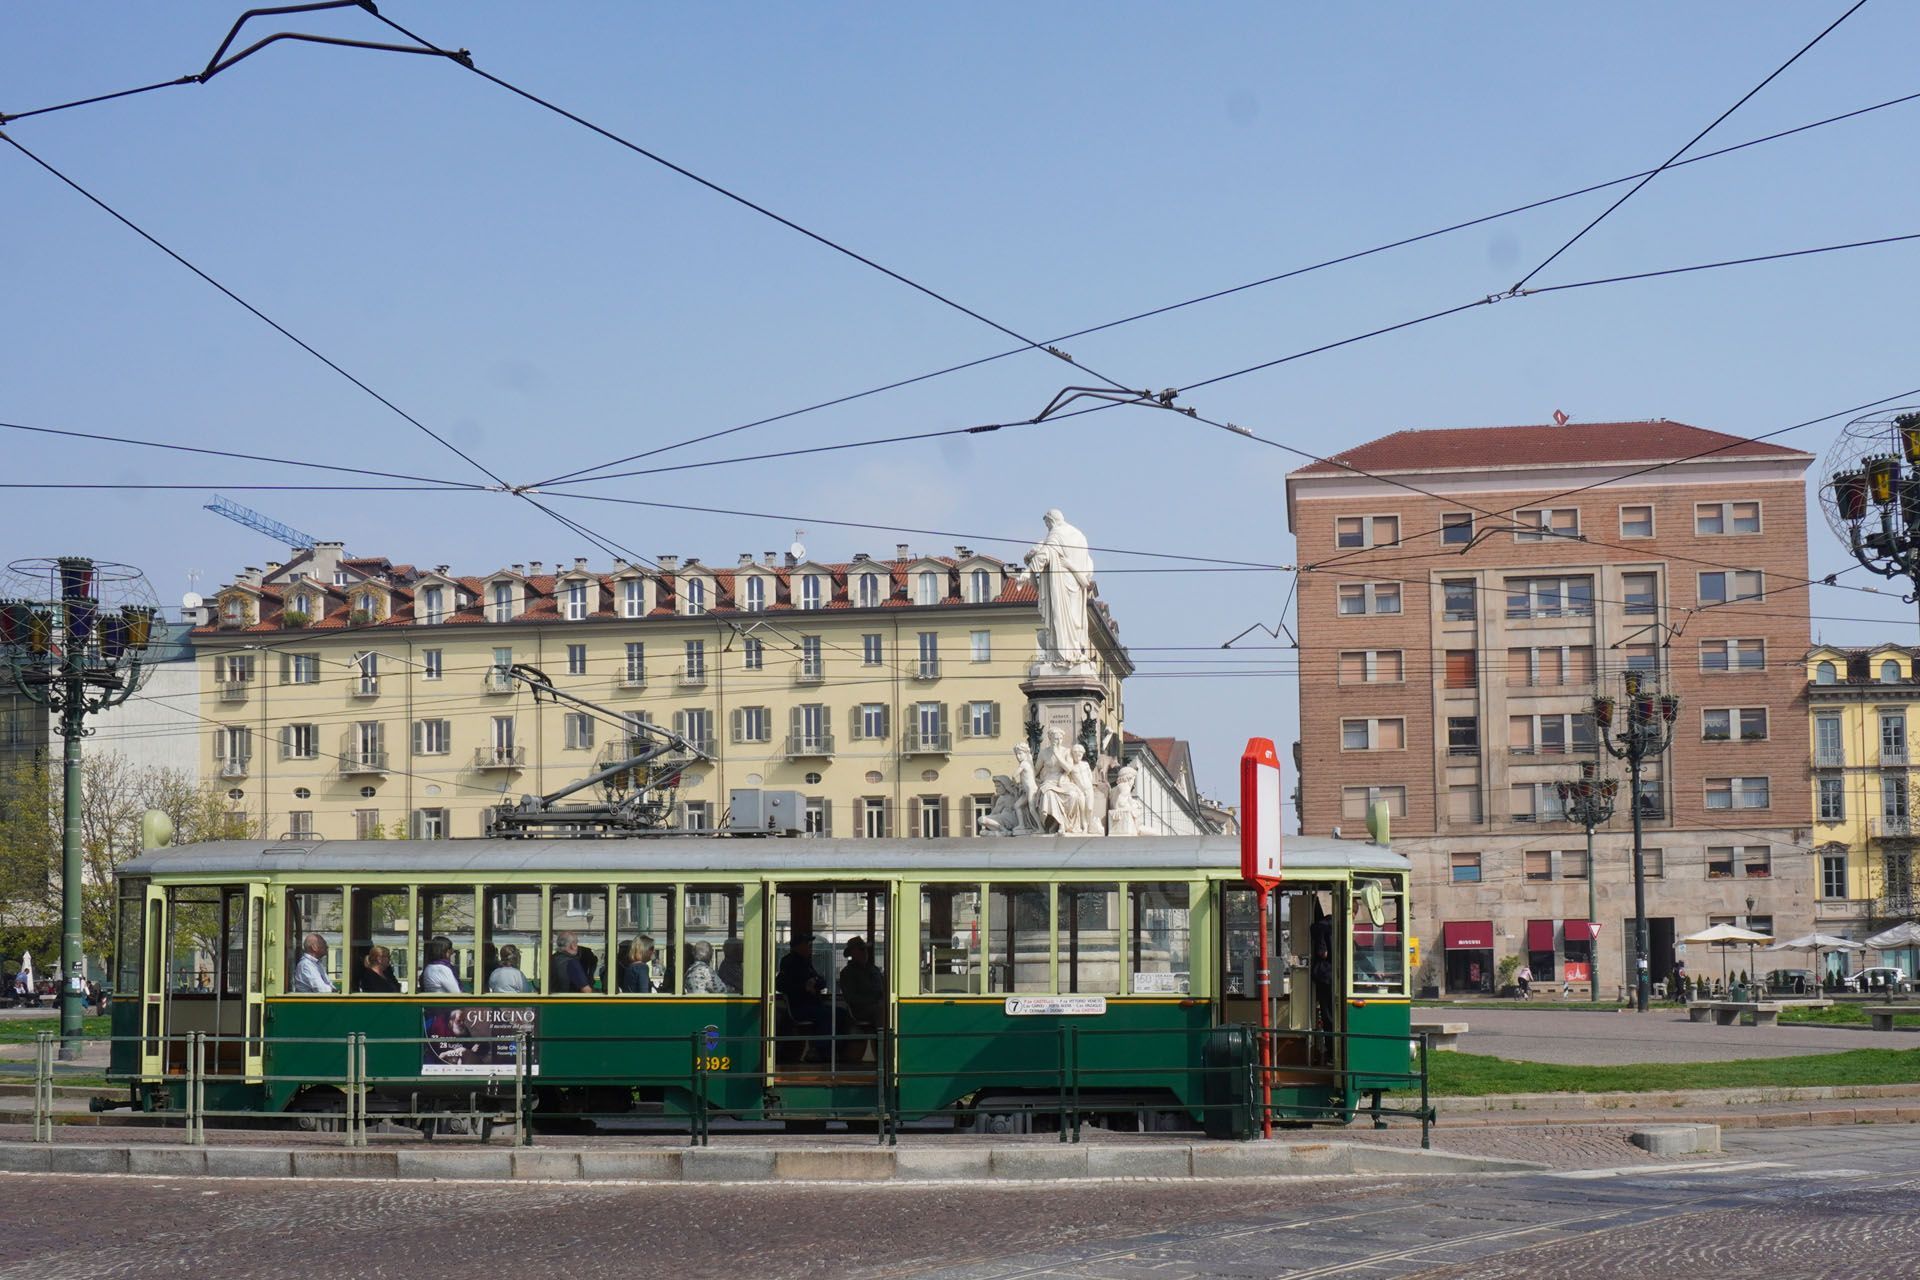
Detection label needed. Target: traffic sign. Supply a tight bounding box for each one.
[1239,737,1282,888]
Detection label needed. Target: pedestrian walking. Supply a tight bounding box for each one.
[1516,964,1533,1000]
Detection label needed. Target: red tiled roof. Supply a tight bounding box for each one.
[1290,420,1812,477]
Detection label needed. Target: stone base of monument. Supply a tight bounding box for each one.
[1020,672,1108,750]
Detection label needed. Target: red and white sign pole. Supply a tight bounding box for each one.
[1239,738,1283,1139]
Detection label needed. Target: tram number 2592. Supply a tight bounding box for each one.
[694,1054,732,1071]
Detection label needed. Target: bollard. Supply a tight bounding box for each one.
[32,1032,54,1143]
[514,1031,531,1148]
[1418,1031,1432,1151]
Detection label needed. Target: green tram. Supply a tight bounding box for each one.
[107,834,1410,1137]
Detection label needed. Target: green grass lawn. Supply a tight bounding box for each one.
[0,1016,110,1044]
[1780,1004,1920,1027]
[1425,1046,1920,1096]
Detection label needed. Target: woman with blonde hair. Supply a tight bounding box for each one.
[487,944,531,993]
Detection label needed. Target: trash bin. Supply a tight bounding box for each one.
[1202,1025,1256,1139]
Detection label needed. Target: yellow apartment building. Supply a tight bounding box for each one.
[1808,643,1920,964]
[196,541,1131,842]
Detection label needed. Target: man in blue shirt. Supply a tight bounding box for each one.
[550,932,592,993]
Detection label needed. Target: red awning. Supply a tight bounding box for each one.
[1527,919,1556,951]
[1443,920,1493,950]
[1563,919,1596,942]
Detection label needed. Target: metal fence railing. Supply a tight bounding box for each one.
[21,1023,1431,1149]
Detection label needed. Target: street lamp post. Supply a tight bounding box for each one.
[0,558,158,1059]
[1826,409,1920,634]
[1593,669,1679,1013]
[1556,761,1617,1004]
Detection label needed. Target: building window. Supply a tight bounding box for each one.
[287,811,313,839]
[1884,713,1909,760]
[1441,579,1476,621]
[1340,785,1407,820]
[1510,783,1566,823]
[1815,659,1837,684]
[288,653,320,684]
[918,796,947,839]
[1341,718,1406,751]
[743,576,766,612]
[1444,649,1476,689]
[1701,639,1765,671]
[1818,776,1846,822]
[1707,847,1735,879]
[1449,851,1482,883]
[566,644,588,676]
[862,634,883,666]
[1446,716,1479,758]
[917,631,939,678]
[800,575,822,611]
[1883,773,1910,820]
[491,582,513,622]
[1441,513,1473,545]
[1884,659,1904,684]
[1514,508,1579,541]
[1634,780,1663,820]
[1698,570,1764,606]
[969,568,993,603]
[413,808,448,840]
[1336,582,1401,616]
[1339,650,1404,683]
[1822,851,1849,899]
[734,706,771,744]
[684,639,705,681]
[1335,514,1400,549]
[800,635,823,679]
[857,703,889,740]
[861,798,890,839]
[684,578,707,615]
[1619,505,1654,538]
[564,713,595,750]
[622,578,645,618]
[1507,646,1595,688]
[419,585,445,625]
[1448,786,1482,823]
[623,642,646,685]
[1507,713,1595,756]
[1524,851,1552,882]
[970,630,991,663]
[917,570,942,606]
[280,723,319,760]
[1641,848,1664,878]
[421,649,442,681]
[564,580,588,621]
[1702,707,1767,741]
[1622,572,1658,616]
[966,701,999,738]
[804,798,829,837]
[743,637,764,671]
[1505,575,1593,619]
[1744,847,1772,878]
[354,809,381,840]
[674,708,714,753]
[413,719,451,756]
[1624,643,1659,673]
[352,651,378,696]
[681,801,713,832]
[1563,849,1589,880]
[1706,777,1770,810]
[1696,501,1761,535]
[858,573,882,608]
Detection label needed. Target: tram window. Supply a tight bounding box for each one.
[351,889,410,994]
[684,886,744,994]
[220,887,250,996]
[1129,884,1191,994]
[482,889,542,993]
[115,877,148,994]
[1351,877,1406,995]
[549,887,608,993]
[920,885,982,994]
[285,889,344,994]
[1058,884,1120,995]
[167,887,222,994]
[989,886,1049,992]
[615,887,675,993]
[418,888,478,993]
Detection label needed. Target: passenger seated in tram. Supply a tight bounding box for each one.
[293,933,334,993]
[550,933,593,993]
[837,936,887,1064]
[616,937,654,993]
[776,933,829,1060]
[578,945,601,992]
[420,937,462,993]
[488,944,531,993]
[357,945,401,993]
[718,938,744,993]
[683,940,728,994]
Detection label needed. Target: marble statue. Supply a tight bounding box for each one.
[1011,743,1040,833]
[1024,509,1096,672]
[1034,726,1089,834]
[978,775,1025,836]
[1070,744,1100,834]
[1106,764,1141,837]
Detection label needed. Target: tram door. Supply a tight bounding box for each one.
[1216,883,1341,1071]
[146,883,268,1082]
[139,885,168,1079]
[765,882,892,1079]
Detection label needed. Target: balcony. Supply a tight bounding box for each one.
[1446,745,1481,758]
[217,760,249,780]
[785,733,835,759]
[677,666,708,689]
[678,737,716,757]
[474,745,526,771]
[216,682,249,704]
[617,672,648,690]
[1872,816,1913,840]
[1815,746,1846,767]
[1885,747,1911,767]
[913,660,942,681]
[1878,893,1916,918]
[1814,897,1869,922]
[350,681,380,699]
[793,665,825,686]
[482,670,515,695]
[902,729,953,756]
[339,750,389,776]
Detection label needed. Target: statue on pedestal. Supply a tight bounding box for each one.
[1107,764,1141,837]
[1024,509,1096,673]
[1035,726,1091,834]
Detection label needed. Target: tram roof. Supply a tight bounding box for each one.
[118,834,1407,878]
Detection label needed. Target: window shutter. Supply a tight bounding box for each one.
[278,653,291,684]
[850,707,864,742]
[789,705,803,746]
[938,703,950,738]
[852,798,866,839]
[878,705,889,740]
[884,799,894,839]
[412,720,425,756]
[277,726,291,760]
[822,705,831,739]
[237,727,252,762]
[909,796,923,839]
[674,710,689,739]
[730,709,744,744]
[990,701,1002,737]
[939,795,950,837]
[821,798,832,837]
[213,729,227,761]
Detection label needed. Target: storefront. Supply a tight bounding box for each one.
[1442,919,1493,994]
[1525,919,1557,983]
[1562,918,1596,984]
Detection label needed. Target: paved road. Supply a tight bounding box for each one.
[0,1126,1915,1278]
[1445,1006,1908,1063]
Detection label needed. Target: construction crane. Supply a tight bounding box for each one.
[203,495,322,553]
[485,663,714,838]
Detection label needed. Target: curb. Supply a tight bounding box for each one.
[1435,1081,1920,1113]
[0,1140,1544,1184]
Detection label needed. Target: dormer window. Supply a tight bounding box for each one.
[1884,659,1903,684]
[918,571,941,606]
[420,586,445,625]
[491,582,514,623]
[565,580,588,621]
[350,590,382,622]
[221,595,246,626]
[685,578,707,615]
[332,570,348,587]
[969,568,993,604]
[1816,661,1837,685]
[621,578,645,618]
[801,575,822,611]
[858,573,881,608]
[743,577,766,612]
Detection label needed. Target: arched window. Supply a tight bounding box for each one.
[918,571,941,606]
[801,575,822,610]
[969,568,992,603]
[858,573,881,608]
[685,578,707,615]
[743,576,765,612]
[1884,659,1903,684]
[491,582,513,622]
[1816,661,1837,685]
[221,596,245,625]
[420,586,444,624]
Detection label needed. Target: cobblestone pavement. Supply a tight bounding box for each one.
[2,1126,1916,1278]
[1445,1007,1901,1063]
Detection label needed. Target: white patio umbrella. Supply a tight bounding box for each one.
[1683,924,1772,987]
[1865,921,1920,949]
[1767,933,1864,989]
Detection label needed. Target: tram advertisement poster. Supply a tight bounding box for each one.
[420,1005,540,1076]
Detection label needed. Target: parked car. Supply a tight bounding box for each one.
[1845,966,1912,993]
[1763,968,1817,994]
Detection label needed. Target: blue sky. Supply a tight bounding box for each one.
[4,2,1917,797]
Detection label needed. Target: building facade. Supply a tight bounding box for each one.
[1288,420,1814,994]
[195,541,1133,843]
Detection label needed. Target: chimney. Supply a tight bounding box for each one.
[613,557,628,571]
[684,556,702,568]
[658,554,679,572]
[852,552,868,562]
[511,563,525,576]
[784,551,797,567]
[574,557,589,572]
[955,545,972,558]
[305,540,346,586]
[896,543,910,561]
[528,561,543,575]
[763,551,777,566]
[738,552,754,566]
[241,566,263,587]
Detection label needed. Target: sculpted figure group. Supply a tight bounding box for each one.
[979,728,1142,838]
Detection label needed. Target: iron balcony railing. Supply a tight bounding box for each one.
[902,729,953,755]
[677,666,708,689]
[474,745,526,770]
[216,682,249,703]
[785,733,834,759]
[338,750,389,776]
[1815,746,1846,767]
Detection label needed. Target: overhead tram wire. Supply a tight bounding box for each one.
[536,86,1920,489]
[1505,0,1871,295]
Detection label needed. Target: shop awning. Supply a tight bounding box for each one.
[1443,920,1493,950]
[1563,919,1596,942]
[1526,919,1556,951]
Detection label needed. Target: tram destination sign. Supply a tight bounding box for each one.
[1005,996,1107,1016]
[421,1005,541,1076]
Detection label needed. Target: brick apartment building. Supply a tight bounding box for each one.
[1287,420,1815,995]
